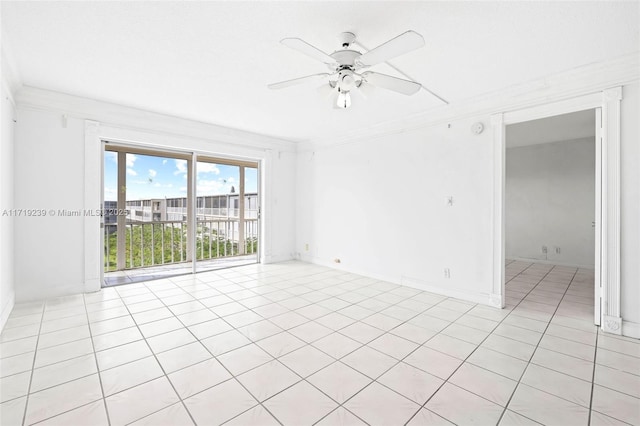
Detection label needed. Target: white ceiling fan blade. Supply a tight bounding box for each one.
[357,31,425,67]
[268,73,331,90]
[281,38,337,66]
[355,81,376,100]
[362,72,421,95]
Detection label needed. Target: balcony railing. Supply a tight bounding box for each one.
[104,218,258,272]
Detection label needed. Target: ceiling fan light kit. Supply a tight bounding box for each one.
[268,30,435,109]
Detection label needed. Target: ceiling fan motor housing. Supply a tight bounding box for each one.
[338,31,356,48]
[330,49,363,92]
[330,49,361,67]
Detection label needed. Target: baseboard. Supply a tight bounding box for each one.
[262,253,295,264]
[622,320,640,339]
[298,255,500,309]
[508,257,594,270]
[298,254,400,285]
[401,275,499,307]
[0,290,15,332]
[84,278,101,293]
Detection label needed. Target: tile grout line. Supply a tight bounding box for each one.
[495,264,580,425]
[204,265,371,424]
[13,300,108,423]
[212,271,469,425]
[312,277,538,424]
[142,277,287,426]
[401,262,557,425]
[19,302,46,426]
[216,270,442,425]
[9,267,482,426]
[4,262,612,426]
[115,285,202,426]
[75,294,111,425]
[192,267,346,426]
[587,328,600,426]
[75,287,242,424]
[13,297,118,425]
[257,279,465,425]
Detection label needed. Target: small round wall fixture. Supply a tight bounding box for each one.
[471,122,484,135]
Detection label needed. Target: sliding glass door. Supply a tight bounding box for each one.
[195,158,260,273]
[103,145,259,286]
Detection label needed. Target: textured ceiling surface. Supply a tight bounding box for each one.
[2,1,638,141]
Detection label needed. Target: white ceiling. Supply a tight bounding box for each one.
[2,1,638,142]
[506,109,596,148]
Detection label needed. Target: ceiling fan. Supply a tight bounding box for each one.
[268,30,436,109]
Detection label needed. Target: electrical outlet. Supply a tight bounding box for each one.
[542,246,547,254]
[444,268,451,279]
[334,258,341,264]
[555,247,561,254]
[305,243,309,251]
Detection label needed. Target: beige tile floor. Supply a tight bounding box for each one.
[0,260,638,425]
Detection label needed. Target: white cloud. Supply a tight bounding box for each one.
[197,178,235,195]
[148,169,157,178]
[197,163,220,175]
[173,161,222,176]
[126,168,137,176]
[154,183,161,187]
[126,154,137,168]
[162,159,168,165]
[174,159,188,175]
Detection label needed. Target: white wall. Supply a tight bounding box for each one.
[296,83,639,328]
[620,82,640,332]
[505,138,595,267]
[14,109,86,301]
[0,82,16,330]
[8,79,639,335]
[296,116,497,304]
[13,89,296,302]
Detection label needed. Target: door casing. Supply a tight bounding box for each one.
[491,88,622,333]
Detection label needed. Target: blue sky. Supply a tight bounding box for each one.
[104,152,258,201]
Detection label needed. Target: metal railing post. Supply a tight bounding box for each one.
[151,223,155,266]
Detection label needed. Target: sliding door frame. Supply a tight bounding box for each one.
[194,155,261,272]
[93,137,262,287]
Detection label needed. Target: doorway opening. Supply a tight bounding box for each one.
[494,88,624,334]
[504,109,599,326]
[102,144,260,286]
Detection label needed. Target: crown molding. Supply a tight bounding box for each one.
[15,86,299,153]
[303,52,640,151]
